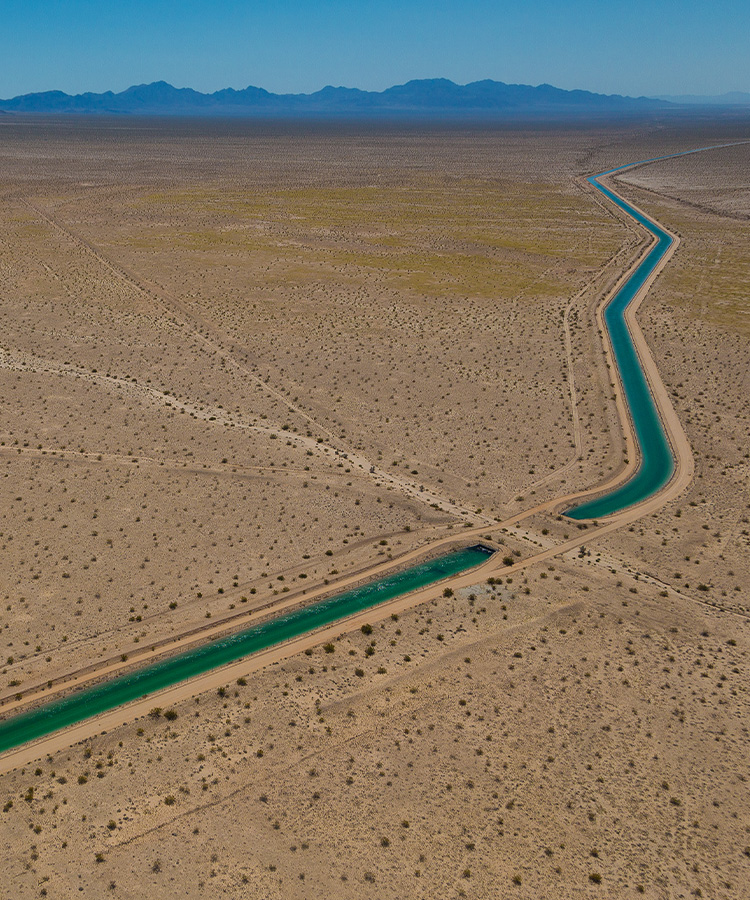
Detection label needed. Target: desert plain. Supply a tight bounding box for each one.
[0,114,749,898]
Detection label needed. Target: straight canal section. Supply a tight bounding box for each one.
[0,545,493,754]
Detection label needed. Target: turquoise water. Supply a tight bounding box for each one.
[565,162,677,519]
[0,545,492,754]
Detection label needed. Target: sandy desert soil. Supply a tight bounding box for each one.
[1,117,749,899]
[0,118,637,696]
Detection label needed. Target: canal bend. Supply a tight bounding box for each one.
[565,162,677,519]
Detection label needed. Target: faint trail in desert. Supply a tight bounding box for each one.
[17,199,490,522]
[19,199,335,435]
[0,333,482,522]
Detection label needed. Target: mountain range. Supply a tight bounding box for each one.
[0,78,670,118]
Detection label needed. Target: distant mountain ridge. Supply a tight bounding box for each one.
[0,78,669,118]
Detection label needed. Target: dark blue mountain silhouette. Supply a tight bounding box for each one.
[0,78,668,117]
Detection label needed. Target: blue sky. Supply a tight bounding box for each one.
[2,0,748,98]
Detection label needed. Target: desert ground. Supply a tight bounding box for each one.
[0,115,749,898]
